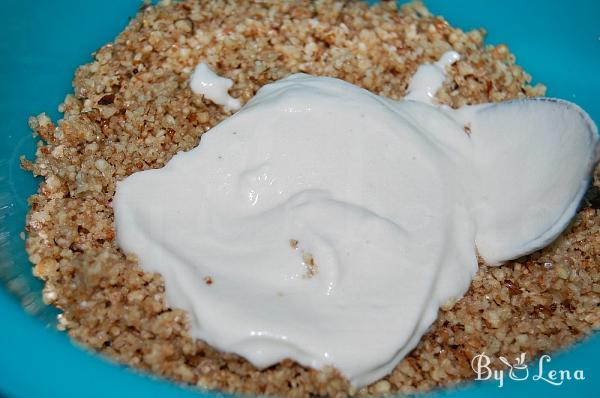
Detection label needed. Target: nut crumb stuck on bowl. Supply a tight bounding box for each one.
[21,0,599,397]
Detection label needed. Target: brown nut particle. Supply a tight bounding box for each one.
[98,94,115,105]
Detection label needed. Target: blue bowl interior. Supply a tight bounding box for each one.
[1,1,598,397]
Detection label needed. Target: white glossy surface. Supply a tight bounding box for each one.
[114,55,598,387]
[405,50,460,104]
[190,63,241,112]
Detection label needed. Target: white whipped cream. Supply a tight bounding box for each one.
[114,54,599,387]
[190,63,241,112]
[405,50,460,104]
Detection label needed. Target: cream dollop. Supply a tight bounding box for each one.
[114,54,599,387]
[190,63,241,111]
[405,50,460,104]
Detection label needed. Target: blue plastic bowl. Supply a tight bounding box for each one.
[1,1,598,397]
